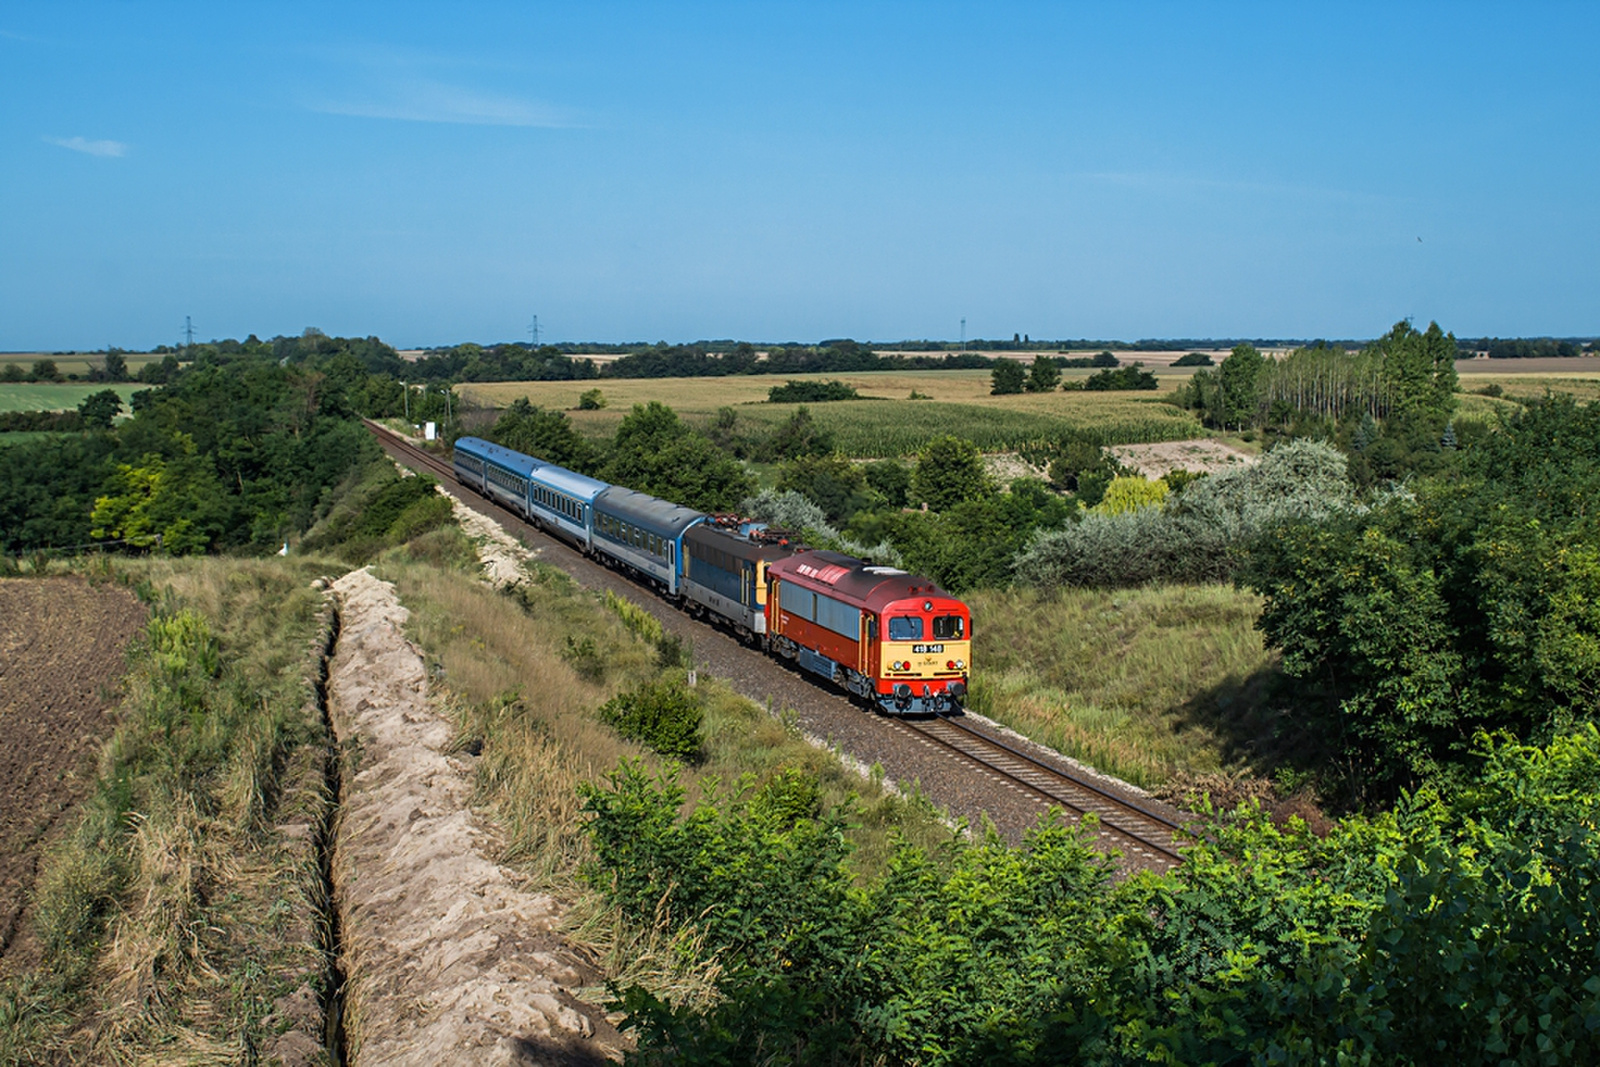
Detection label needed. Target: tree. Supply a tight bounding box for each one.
[605,401,754,512]
[1025,356,1060,393]
[104,350,128,381]
[864,459,911,508]
[912,436,992,511]
[1218,343,1265,429]
[77,389,123,430]
[489,397,596,472]
[990,358,1025,395]
[777,453,875,524]
[1375,320,1458,433]
[764,405,835,461]
[578,388,606,410]
[31,360,61,383]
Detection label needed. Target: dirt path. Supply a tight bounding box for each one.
[328,567,619,1066]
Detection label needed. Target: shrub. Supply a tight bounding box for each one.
[577,388,606,410]
[1172,352,1215,366]
[1083,364,1158,391]
[1016,439,1352,589]
[597,676,703,760]
[767,380,859,403]
[1094,476,1168,515]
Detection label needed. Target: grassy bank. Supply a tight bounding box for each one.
[380,529,953,1006]
[0,557,338,1063]
[966,583,1280,789]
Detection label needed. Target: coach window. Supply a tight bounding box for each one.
[933,615,965,640]
[888,616,923,641]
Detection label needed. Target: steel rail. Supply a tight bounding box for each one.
[897,714,1186,866]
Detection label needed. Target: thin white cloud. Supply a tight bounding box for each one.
[309,79,576,128]
[45,135,128,157]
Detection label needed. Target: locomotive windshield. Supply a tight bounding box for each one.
[933,615,965,640]
[888,616,923,641]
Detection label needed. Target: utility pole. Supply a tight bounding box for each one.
[401,381,409,420]
[960,318,966,355]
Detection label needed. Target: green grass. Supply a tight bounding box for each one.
[0,382,144,414]
[966,583,1280,789]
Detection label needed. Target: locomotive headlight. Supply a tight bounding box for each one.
[956,659,966,670]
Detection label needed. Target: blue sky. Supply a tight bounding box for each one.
[3,2,1596,350]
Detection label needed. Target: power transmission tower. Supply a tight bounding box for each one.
[184,315,195,353]
[960,318,966,355]
[528,314,540,347]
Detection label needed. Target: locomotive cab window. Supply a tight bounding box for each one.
[933,615,965,640]
[888,616,923,641]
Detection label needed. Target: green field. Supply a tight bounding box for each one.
[465,371,1204,457]
[0,382,144,414]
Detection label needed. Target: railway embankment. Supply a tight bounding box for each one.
[325,566,620,1065]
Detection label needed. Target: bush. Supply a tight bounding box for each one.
[1016,439,1352,589]
[597,675,704,760]
[1172,352,1215,366]
[1094,476,1168,515]
[767,380,859,403]
[577,387,606,410]
[1083,364,1158,391]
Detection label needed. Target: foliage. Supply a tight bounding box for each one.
[766,379,860,403]
[762,405,835,461]
[863,458,911,508]
[1093,475,1168,515]
[596,677,704,761]
[1238,395,1600,797]
[1082,364,1159,391]
[1017,439,1352,590]
[741,488,830,535]
[578,387,607,410]
[1218,343,1266,428]
[990,357,1026,395]
[584,729,1600,1065]
[1025,355,1061,393]
[0,409,86,432]
[776,453,876,524]
[1172,352,1214,366]
[603,401,755,513]
[76,388,123,429]
[911,435,992,511]
[487,396,598,472]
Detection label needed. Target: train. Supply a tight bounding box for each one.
[450,435,970,715]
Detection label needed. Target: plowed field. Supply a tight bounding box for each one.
[0,577,146,964]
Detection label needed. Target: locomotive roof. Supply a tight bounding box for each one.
[768,550,956,610]
[528,461,610,501]
[593,485,706,537]
[685,521,797,564]
[454,436,542,479]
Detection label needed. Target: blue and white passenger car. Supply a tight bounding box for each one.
[525,462,610,550]
[452,436,541,517]
[591,486,706,595]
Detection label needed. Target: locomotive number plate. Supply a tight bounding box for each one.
[912,643,944,653]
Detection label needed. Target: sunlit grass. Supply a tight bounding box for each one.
[966,583,1279,789]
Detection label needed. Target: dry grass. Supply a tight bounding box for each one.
[966,583,1280,788]
[0,556,337,1064]
[379,528,952,1010]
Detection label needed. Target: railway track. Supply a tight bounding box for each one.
[366,419,1191,870]
[891,714,1187,869]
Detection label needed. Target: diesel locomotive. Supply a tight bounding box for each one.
[450,435,970,715]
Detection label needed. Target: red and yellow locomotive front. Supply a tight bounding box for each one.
[764,551,971,714]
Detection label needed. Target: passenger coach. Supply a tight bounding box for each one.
[591,486,705,595]
[452,436,540,516]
